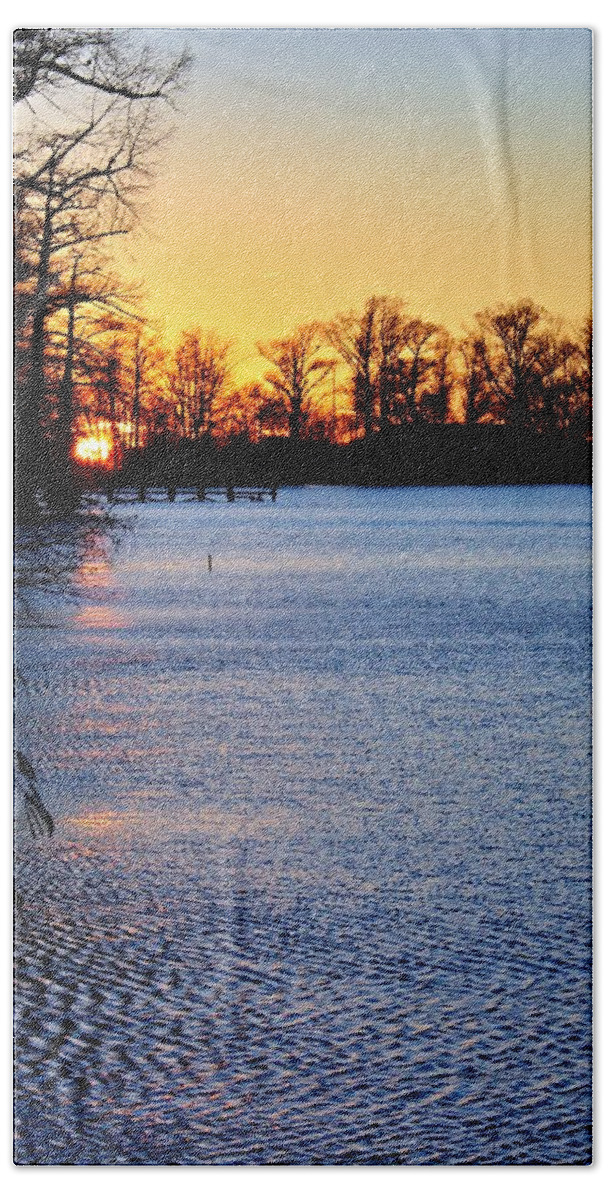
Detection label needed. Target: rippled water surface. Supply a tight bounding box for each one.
[14,485,592,1164]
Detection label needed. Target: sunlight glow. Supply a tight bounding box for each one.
[73,434,112,466]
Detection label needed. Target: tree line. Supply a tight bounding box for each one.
[14,31,591,516]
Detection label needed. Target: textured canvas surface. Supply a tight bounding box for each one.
[13,28,592,1166]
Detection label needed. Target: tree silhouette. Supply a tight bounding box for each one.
[390,317,443,425]
[14,28,189,515]
[258,326,334,442]
[328,297,450,435]
[327,299,379,438]
[473,300,546,427]
[468,300,591,433]
[14,28,189,104]
[169,330,231,440]
[459,334,494,424]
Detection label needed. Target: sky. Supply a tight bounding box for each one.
[109,27,592,382]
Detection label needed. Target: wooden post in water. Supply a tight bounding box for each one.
[226,484,235,502]
[208,554,212,573]
[138,482,146,503]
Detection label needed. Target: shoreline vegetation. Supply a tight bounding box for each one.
[16,322,592,520]
[17,423,591,523]
[109,424,590,493]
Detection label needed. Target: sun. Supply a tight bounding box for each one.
[73,434,112,466]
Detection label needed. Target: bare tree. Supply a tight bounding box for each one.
[14,28,189,105]
[257,325,334,442]
[418,331,454,424]
[124,332,170,450]
[462,301,593,433]
[459,334,494,424]
[169,330,231,440]
[255,391,290,439]
[327,299,379,438]
[377,298,407,435]
[328,297,448,434]
[391,317,441,425]
[473,300,547,427]
[573,317,592,436]
[539,316,592,435]
[214,383,267,444]
[14,28,189,513]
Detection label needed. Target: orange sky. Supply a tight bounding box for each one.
[112,28,592,384]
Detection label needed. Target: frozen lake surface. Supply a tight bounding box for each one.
[14,485,592,1164]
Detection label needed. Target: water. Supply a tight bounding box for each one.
[14,485,592,1164]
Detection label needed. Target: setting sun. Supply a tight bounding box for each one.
[73,435,112,466]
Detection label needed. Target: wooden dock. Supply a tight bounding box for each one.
[99,483,278,504]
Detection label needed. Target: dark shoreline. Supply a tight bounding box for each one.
[95,426,591,492]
